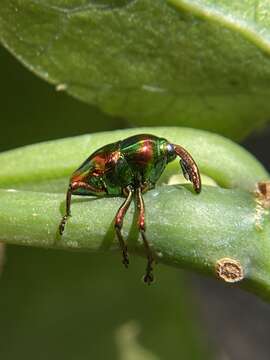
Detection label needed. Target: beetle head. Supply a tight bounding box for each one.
[164,142,201,193]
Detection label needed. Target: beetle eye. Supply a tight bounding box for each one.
[167,143,174,154]
[165,143,176,163]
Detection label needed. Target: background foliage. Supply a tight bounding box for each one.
[1,0,270,139]
[0,45,212,360]
[2,1,270,358]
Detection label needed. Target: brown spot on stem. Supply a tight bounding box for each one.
[256,181,270,209]
[254,181,270,230]
[215,257,244,283]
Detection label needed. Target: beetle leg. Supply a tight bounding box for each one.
[141,180,155,194]
[59,184,72,235]
[59,181,102,235]
[136,187,154,285]
[173,144,201,193]
[114,186,134,268]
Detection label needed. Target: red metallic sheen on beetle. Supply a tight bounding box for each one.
[59,134,201,284]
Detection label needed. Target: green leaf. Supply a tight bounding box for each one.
[1,127,270,301]
[1,1,270,139]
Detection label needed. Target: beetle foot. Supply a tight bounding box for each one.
[59,215,69,235]
[122,252,129,268]
[143,256,155,285]
[143,272,154,285]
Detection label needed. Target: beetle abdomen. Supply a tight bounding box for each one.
[74,141,120,176]
[70,141,121,195]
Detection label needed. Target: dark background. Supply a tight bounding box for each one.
[1,43,270,359]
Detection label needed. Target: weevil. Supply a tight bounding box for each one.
[59,134,201,284]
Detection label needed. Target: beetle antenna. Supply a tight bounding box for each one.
[173,144,201,193]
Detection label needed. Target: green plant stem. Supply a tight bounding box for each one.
[0,127,270,300]
[0,185,270,300]
[0,127,267,190]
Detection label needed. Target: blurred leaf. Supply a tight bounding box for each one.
[0,1,270,139]
[0,45,125,151]
[0,247,211,360]
[0,127,270,302]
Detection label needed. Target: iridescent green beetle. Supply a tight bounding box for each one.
[59,134,201,284]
